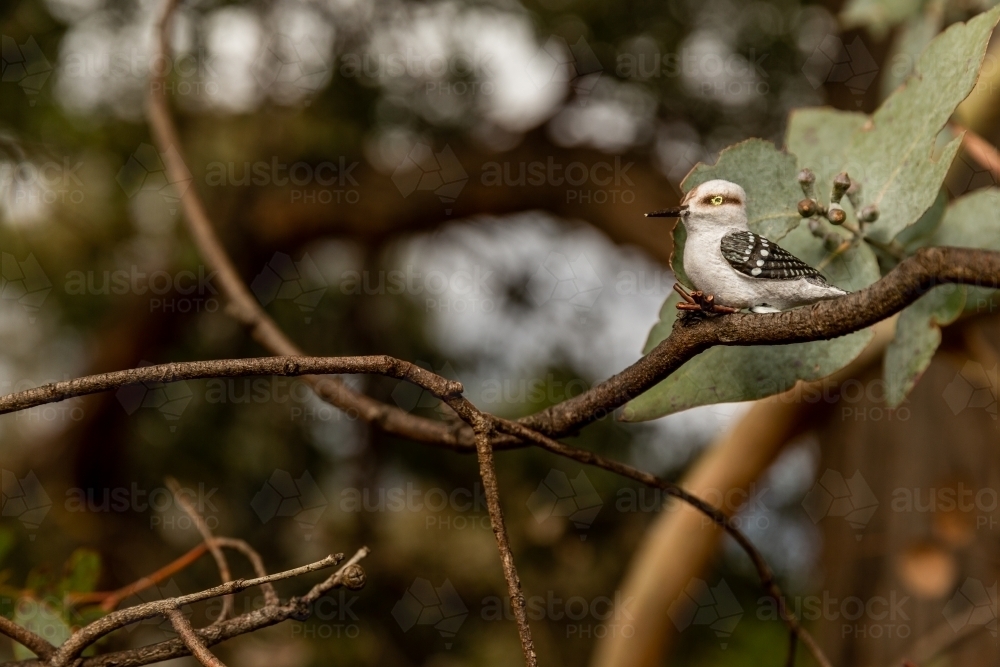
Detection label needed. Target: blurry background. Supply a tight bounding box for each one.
[0,0,997,665]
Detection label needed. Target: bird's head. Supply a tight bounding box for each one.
[646,179,748,232]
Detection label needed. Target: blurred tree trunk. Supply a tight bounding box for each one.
[814,319,999,667]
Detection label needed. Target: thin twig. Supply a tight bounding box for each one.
[786,630,798,667]
[166,477,234,622]
[471,417,538,667]
[69,543,209,611]
[2,547,368,667]
[213,538,278,606]
[476,410,833,667]
[165,609,228,667]
[47,554,345,667]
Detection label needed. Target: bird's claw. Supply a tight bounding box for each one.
[673,283,738,315]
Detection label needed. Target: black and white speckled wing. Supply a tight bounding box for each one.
[720,230,827,282]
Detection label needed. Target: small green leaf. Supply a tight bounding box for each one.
[852,6,1000,242]
[59,549,101,596]
[625,227,881,420]
[884,285,967,406]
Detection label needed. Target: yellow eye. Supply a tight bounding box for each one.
[710,195,724,206]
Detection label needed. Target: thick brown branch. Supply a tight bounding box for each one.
[3,248,996,452]
[521,246,1000,437]
[0,617,54,661]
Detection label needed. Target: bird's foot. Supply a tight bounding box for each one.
[673,283,738,315]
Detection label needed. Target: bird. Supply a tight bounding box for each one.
[646,179,848,314]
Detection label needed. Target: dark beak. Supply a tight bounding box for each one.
[645,205,688,218]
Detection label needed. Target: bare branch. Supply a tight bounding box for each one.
[520,246,1000,438]
[0,616,55,661]
[213,538,278,606]
[47,554,345,667]
[475,407,834,667]
[164,609,227,667]
[146,0,462,449]
[470,417,538,667]
[167,478,234,622]
[69,543,209,612]
[0,356,462,418]
[2,249,995,455]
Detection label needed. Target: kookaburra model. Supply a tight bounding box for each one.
[647,179,847,314]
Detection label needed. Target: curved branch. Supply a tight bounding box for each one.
[146,0,463,449]
[0,617,54,661]
[0,356,461,417]
[521,246,1000,437]
[47,555,346,667]
[166,478,234,622]
[3,248,996,446]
